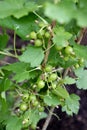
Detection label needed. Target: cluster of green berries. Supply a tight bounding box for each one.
[19,93,44,112]
[32,65,59,92]
[29,22,50,47]
[19,64,59,112]
[55,44,84,69]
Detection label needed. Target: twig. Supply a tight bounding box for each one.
[33,11,48,24]
[77,28,86,44]
[62,68,70,78]
[42,107,54,130]
[13,31,17,56]
[0,51,18,58]
[42,21,56,67]
[41,21,56,130]
[0,60,10,65]
[42,38,52,67]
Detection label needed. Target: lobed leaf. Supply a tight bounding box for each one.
[0,14,39,40]
[62,94,80,115]
[0,0,37,19]
[19,45,44,67]
[45,1,87,27]
[75,68,87,89]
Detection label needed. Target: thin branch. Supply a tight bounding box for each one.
[42,38,52,67]
[13,31,17,56]
[0,60,10,65]
[33,11,48,24]
[42,21,56,67]
[0,51,18,58]
[44,43,55,53]
[62,68,70,78]
[77,28,87,44]
[41,21,56,130]
[42,107,54,130]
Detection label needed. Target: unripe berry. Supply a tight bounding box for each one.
[37,80,45,89]
[48,73,57,82]
[65,46,73,55]
[45,32,50,38]
[30,31,37,39]
[35,39,42,47]
[45,65,52,72]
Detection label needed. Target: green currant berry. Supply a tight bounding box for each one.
[29,95,36,101]
[41,30,45,36]
[37,80,45,89]
[64,56,69,61]
[30,31,37,39]
[65,46,73,55]
[79,58,84,65]
[31,124,36,129]
[45,65,53,72]
[52,82,57,89]
[22,93,29,101]
[33,100,39,106]
[75,63,80,69]
[37,33,43,39]
[37,30,45,38]
[48,73,57,82]
[20,103,27,111]
[55,45,63,51]
[38,106,44,112]
[44,32,50,38]
[23,118,29,124]
[39,22,45,28]
[35,39,42,47]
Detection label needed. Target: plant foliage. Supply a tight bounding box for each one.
[0,0,87,130]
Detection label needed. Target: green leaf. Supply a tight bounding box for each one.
[76,0,87,27]
[6,116,22,130]
[24,109,47,126]
[45,1,75,24]
[85,61,87,67]
[13,71,29,83]
[19,45,44,67]
[13,69,38,82]
[0,78,12,92]
[53,27,72,48]
[3,62,29,82]
[0,34,9,50]
[62,94,80,115]
[0,110,9,123]
[45,1,87,27]
[3,62,29,73]
[0,14,39,40]
[3,78,12,91]
[53,86,69,99]
[0,96,8,117]
[0,0,37,19]
[44,92,61,106]
[75,68,87,89]
[73,43,87,60]
[64,76,76,85]
[3,62,39,82]
[1,92,6,101]
[48,46,77,68]
[48,47,61,66]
